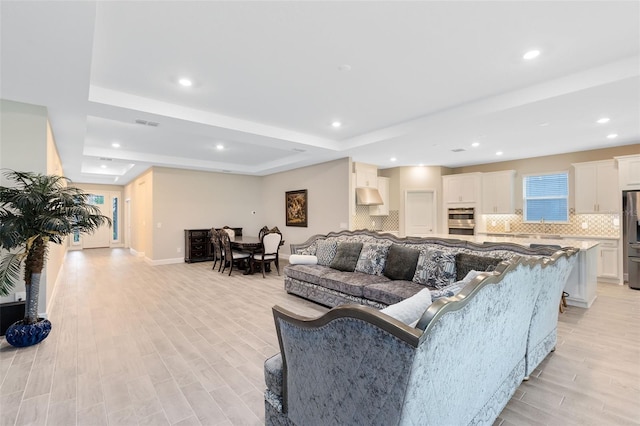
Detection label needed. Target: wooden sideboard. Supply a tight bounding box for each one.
[184,229,213,263]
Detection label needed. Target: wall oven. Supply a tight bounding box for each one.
[448,207,475,236]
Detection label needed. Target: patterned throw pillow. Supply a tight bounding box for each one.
[413,249,457,288]
[355,243,390,275]
[315,240,338,266]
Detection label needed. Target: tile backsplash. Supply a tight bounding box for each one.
[353,205,400,232]
[481,209,620,237]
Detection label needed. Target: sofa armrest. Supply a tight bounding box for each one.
[272,304,421,425]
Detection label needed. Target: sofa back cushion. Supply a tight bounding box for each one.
[316,240,338,266]
[330,242,364,272]
[455,252,504,281]
[413,248,457,288]
[355,242,390,275]
[383,244,420,281]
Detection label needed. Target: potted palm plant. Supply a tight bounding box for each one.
[0,170,110,347]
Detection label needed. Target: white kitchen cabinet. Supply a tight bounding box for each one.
[615,154,640,190]
[369,177,390,216]
[482,170,515,214]
[573,160,619,213]
[597,240,620,281]
[443,173,481,204]
[354,162,378,188]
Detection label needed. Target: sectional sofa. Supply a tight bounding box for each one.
[284,229,564,308]
[264,230,578,425]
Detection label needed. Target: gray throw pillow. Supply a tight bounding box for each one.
[316,240,338,266]
[383,244,420,281]
[455,253,503,281]
[329,242,364,272]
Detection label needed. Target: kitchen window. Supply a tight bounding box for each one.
[523,172,569,223]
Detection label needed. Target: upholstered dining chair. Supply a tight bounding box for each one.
[219,230,250,276]
[252,231,282,278]
[210,229,224,272]
[222,226,235,240]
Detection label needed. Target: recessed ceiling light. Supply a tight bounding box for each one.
[338,64,352,72]
[607,133,618,139]
[216,144,224,150]
[418,163,424,167]
[597,117,610,124]
[471,142,480,147]
[111,142,120,148]
[100,165,107,169]
[178,78,192,87]
[496,151,504,156]
[331,121,342,128]
[390,157,397,162]
[539,122,550,127]
[523,50,541,60]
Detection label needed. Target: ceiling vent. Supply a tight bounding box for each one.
[135,119,159,127]
[451,148,466,152]
[292,148,306,152]
[99,157,113,161]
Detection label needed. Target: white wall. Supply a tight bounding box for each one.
[262,158,351,254]
[150,167,264,261]
[0,100,66,315]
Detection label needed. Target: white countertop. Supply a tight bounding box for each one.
[478,232,619,241]
[429,233,600,251]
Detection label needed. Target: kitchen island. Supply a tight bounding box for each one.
[402,232,600,308]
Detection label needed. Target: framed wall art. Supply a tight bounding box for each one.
[285,189,308,227]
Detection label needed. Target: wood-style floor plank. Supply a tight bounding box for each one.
[1,248,638,425]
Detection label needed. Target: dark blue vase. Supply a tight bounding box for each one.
[5,319,52,347]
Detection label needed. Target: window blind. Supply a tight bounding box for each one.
[523,172,569,222]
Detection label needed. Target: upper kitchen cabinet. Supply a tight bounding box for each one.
[354,162,378,188]
[616,154,640,190]
[482,170,515,214]
[442,173,481,204]
[573,160,619,213]
[369,177,390,216]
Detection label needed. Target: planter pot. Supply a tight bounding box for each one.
[5,318,52,347]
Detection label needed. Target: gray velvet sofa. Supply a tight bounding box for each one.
[265,246,578,425]
[284,230,565,309]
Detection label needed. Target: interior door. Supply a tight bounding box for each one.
[405,190,436,237]
[82,193,111,249]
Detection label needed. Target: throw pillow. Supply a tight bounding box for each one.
[381,288,432,325]
[329,242,364,272]
[413,248,457,288]
[355,242,390,275]
[315,240,338,266]
[383,244,420,281]
[289,255,318,265]
[455,253,504,281]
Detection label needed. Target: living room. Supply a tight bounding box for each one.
[1,1,639,425]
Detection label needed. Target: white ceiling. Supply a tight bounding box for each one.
[1,1,639,185]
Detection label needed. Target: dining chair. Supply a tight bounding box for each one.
[219,230,250,276]
[210,228,224,272]
[222,226,235,240]
[252,231,282,278]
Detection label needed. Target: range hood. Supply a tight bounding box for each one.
[356,187,384,205]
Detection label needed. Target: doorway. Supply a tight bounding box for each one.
[404,190,436,237]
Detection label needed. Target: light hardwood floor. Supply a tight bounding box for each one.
[1,248,638,425]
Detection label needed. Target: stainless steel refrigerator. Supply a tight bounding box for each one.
[623,191,640,289]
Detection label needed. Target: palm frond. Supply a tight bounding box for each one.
[0,252,24,296]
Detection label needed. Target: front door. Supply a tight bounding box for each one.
[82,193,112,249]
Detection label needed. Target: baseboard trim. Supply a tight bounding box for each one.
[130,248,145,257]
[145,257,184,266]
